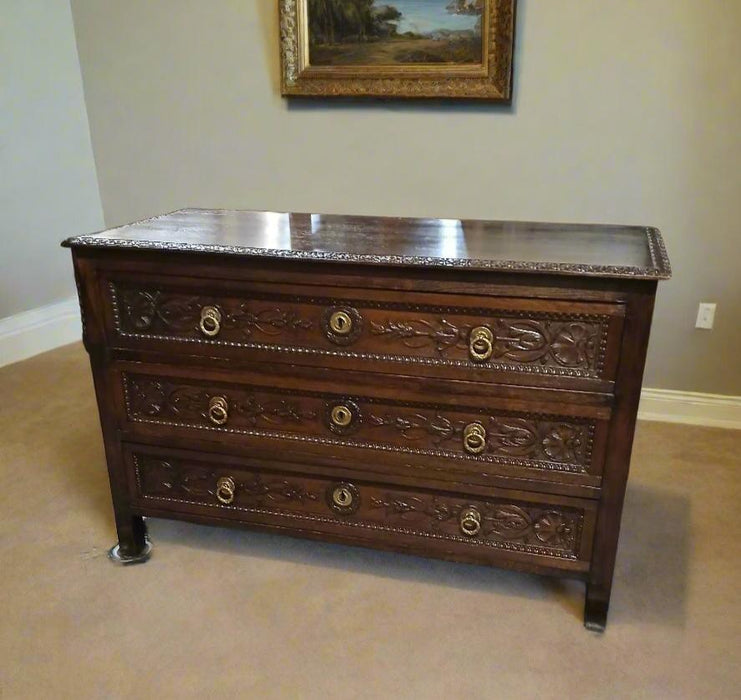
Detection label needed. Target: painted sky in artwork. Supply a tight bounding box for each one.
[392,0,480,34]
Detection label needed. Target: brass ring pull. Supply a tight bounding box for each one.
[332,485,354,509]
[460,506,482,537]
[199,306,222,337]
[208,396,229,426]
[330,404,353,428]
[469,326,494,362]
[328,310,353,336]
[216,476,236,505]
[463,422,487,455]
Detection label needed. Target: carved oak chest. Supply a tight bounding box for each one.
[63,209,671,630]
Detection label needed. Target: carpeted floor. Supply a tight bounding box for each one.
[1,343,739,699]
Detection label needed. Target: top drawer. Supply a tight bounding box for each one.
[103,274,625,390]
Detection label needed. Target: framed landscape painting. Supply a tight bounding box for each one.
[280,0,516,101]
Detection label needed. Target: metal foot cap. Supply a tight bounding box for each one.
[108,539,152,565]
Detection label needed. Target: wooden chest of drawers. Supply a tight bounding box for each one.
[64,209,670,630]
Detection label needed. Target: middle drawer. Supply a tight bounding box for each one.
[113,363,609,496]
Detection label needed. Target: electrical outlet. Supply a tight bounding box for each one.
[695,303,716,330]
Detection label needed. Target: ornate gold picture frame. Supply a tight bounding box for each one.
[280,0,516,101]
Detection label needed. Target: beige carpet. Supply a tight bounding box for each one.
[1,343,739,699]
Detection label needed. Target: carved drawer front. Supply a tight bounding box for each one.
[125,445,597,572]
[106,276,624,388]
[122,370,609,489]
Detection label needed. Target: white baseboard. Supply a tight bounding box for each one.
[1,298,739,429]
[0,297,82,368]
[638,388,741,430]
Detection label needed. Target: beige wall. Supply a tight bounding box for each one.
[70,0,740,394]
[0,0,104,318]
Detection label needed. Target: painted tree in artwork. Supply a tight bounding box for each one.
[446,0,485,14]
[308,0,401,44]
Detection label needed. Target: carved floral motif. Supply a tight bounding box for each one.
[122,290,200,331]
[369,319,467,353]
[533,512,575,547]
[113,284,607,378]
[369,494,580,551]
[367,412,457,443]
[550,324,597,368]
[126,375,592,470]
[367,409,590,467]
[127,377,317,427]
[136,457,318,505]
[541,425,583,463]
[224,307,312,336]
[118,287,312,337]
[134,455,581,556]
[370,317,600,370]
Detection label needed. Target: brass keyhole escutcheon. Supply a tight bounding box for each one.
[199,305,222,338]
[459,506,482,537]
[332,486,353,508]
[462,422,487,455]
[216,476,236,505]
[330,404,353,428]
[469,326,494,362]
[327,482,359,514]
[323,307,362,346]
[208,396,229,426]
[329,310,353,336]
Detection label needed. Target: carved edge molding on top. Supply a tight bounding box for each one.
[64,229,671,279]
[645,227,672,278]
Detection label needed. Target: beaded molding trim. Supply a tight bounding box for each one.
[122,375,597,475]
[65,227,671,279]
[127,413,594,477]
[131,457,583,561]
[109,283,612,380]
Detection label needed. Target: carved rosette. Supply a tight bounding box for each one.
[489,417,588,465]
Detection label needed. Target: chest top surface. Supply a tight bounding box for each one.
[63,208,671,280]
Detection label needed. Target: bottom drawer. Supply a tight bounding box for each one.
[124,444,596,575]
